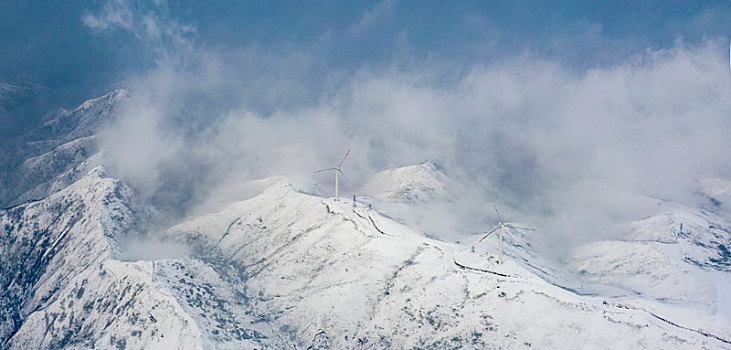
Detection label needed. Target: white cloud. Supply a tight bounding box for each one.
[92,4,731,256]
[82,0,134,31]
[82,0,196,62]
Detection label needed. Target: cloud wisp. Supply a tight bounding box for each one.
[83,0,196,63]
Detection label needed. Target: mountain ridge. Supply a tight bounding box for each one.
[1,91,731,348]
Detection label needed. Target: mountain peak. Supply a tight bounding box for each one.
[361,161,450,203]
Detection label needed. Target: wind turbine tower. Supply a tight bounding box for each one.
[478,205,535,264]
[314,149,350,201]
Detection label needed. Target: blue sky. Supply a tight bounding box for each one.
[2,1,730,108]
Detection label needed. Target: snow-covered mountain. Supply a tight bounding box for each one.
[567,199,731,323]
[0,90,125,208]
[153,178,731,348]
[361,161,450,204]
[2,92,731,349]
[0,168,193,349]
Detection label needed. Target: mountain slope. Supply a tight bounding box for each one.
[155,178,731,349]
[2,91,731,349]
[361,161,450,204]
[0,90,124,208]
[0,167,211,349]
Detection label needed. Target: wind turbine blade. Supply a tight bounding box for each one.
[338,149,351,167]
[478,227,500,242]
[494,205,503,223]
[505,224,536,231]
[337,168,350,181]
[314,167,336,173]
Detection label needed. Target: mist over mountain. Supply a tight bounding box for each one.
[3,1,731,349]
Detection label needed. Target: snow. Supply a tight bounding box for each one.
[2,93,731,349]
[361,161,450,203]
[565,197,731,346]
[1,89,123,208]
[155,177,731,348]
[3,163,731,348]
[569,240,715,306]
[3,160,730,348]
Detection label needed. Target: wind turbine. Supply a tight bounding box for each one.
[314,149,350,201]
[477,205,535,264]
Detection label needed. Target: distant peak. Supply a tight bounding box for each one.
[361,161,450,203]
[73,89,126,113]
